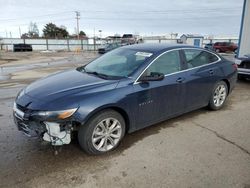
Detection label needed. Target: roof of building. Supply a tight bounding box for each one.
[181,34,204,38]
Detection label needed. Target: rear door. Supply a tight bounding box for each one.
[181,49,221,111]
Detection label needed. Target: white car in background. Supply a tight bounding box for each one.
[235,54,250,79]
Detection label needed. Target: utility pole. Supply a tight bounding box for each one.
[19,27,22,38]
[99,30,102,39]
[75,11,80,40]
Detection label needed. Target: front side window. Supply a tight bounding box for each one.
[183,49,219,68]
[144,50,181,76]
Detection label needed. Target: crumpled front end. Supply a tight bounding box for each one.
[13,102,73,146]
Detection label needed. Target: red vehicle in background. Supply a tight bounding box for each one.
[213,42,238,53]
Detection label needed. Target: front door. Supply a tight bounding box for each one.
[132,50,186,129]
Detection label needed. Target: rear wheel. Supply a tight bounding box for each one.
[78,110,125,155]
[208,81,228,110]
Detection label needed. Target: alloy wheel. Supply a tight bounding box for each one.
[213,84,227,107]
[91,118,122,152]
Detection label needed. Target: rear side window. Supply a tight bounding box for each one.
[183,49,219,68]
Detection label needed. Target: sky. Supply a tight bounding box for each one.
[0,0,244,38]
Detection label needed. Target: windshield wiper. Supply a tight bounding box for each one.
[77,67,126,80]
[85,71,110,79]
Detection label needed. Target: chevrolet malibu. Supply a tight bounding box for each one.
[13,44,237,155]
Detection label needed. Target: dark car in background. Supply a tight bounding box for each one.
[213,42,237,53]
[13,43,32,52]
[98,43,120,54]
[13,44,237,155]
[121,34,136,45]
[235,54,250,79]
[204,43,214,50]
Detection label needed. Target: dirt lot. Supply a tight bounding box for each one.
[0,51,249,188]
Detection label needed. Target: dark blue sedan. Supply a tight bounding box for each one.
[13,44,237,154]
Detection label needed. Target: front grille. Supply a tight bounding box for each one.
[14,115,46,137]
[14,103,46,137]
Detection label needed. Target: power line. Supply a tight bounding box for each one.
[0,13,241,29]
[0,11,73,22]
[0,7,242,23]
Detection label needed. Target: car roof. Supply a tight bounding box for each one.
[121,43,198,53]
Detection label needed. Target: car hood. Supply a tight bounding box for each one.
[23,69,119,104]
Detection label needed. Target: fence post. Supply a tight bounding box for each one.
[94,37,96,51]
[67,39,70,51]
[46,38,49,50]
[81,39,83,51]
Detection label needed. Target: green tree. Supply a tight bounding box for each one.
[43,23,69,38]
[79,31,86,36]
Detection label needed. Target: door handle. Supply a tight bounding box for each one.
[176,77,185,83]
[209,70,214,75]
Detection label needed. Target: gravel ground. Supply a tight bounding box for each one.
[0,51,249,188]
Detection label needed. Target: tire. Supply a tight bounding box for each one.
[238,74,244,80]
[208,81,228,110]
[215,49,220,53]
[78,110,126,155]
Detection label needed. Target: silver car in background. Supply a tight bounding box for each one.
[235,54,250,79]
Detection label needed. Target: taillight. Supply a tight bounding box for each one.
[232,63,238,70]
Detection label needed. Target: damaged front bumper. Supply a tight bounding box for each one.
[13,102,73,146]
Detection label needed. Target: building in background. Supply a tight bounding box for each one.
[180,34,204,47]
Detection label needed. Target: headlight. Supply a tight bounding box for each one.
[36,108,78,120]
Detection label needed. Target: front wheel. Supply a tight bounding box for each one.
[208,81,228,110]
[78,110,125,155]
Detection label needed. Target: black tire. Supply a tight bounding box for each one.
[238,74,244,80]
[208,81,228,110]
[78,109,125,155]
[215,49,220,53]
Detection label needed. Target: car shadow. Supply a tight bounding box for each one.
[0,105,222,187]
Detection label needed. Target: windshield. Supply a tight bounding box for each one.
[81,48,153,78]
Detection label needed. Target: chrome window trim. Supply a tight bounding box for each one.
[134,48,221,85]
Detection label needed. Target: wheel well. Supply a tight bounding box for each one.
[222,79,230,93]
[75,107,131,133]
[109,107,130,133]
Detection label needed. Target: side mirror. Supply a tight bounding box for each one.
[139,72,165,82]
